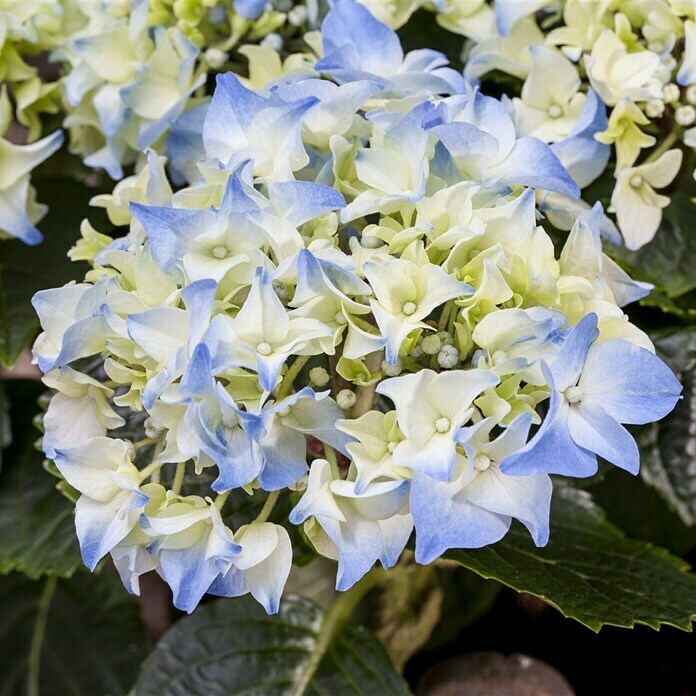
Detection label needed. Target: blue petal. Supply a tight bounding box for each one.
[209,427,264,492]
[500,386,598,478]
[258,425,308,491]
[549,313,599,392]
[267,180,345,226]
[579,340,682,425]
[131,203,215,274]
[166,103,207,185]
[159,542,221,613]
[567,401,640,474]
[489,136,581,199]
[411,472,510,565]
[180,343,216,398]
[233,0,267,19]
[208,566,249,597]
[317,2,403,77]
[551,89,610,189]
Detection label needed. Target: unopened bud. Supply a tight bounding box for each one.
[676,104,696,126]
[204,48,227,68]
[309,366,330,387]
[663,83,680,104]
[437,344,460,369]
[645,99,665,118]
[422,334,442,355]
[381,359,402,376]
[337,389,357,410]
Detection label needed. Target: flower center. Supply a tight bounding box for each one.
[435,417,451,433]
[387,441,398,453]
[565,385,583,404]
[212,245,229,259]
[548,104,562,119]
[474,454,491,471]
[222,413,238,428]
[402,301,417,316]
[257,342,273,356]
[629,175,643,189]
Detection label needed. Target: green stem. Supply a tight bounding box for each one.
[323,444,340,479]
[171,463,186,495]
[350,315,379,334]
[290,566,387,696]
[133,437,157,451]
[348,349,383,419]
[28,575,57,696]
[437,300,453,332]
[138,438,165,482]
[276,356,310,400]
[256,490,280,523]
[645,126,682,163]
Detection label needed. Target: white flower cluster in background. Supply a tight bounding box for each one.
[0,0,305,243]
[363,0,694,250]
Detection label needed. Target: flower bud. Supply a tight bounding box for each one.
[422,334,442,355]
[337,389,357,410]
[675,105,696,126]
[381,359,402,376]
[437,344,459,369]
[645,99,665,118]
[309,366,330,387]
[663,83,680,104]
[204,48,227,69]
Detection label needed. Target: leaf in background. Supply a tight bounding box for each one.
[0,571,149,696]
[0,382,10,467]
[0,379,81,578]
[447,487,696,631]
[133,594,411,696]
[372,562,443,670]
[638,328,696,527]
[0,177,91,368]
[590,467,696,556]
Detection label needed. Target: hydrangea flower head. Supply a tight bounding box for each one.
[33,2,682,616]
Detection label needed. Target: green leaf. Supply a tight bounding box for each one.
[133,594,411,696]
[0,571,149,696]
[0,382,10,467]
[590,467,696,556]
[0,379,82,578]
[638,328,696,526]
[0,177,91,368]
[446,487,696,631]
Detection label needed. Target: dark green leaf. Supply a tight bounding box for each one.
[0,177,91,368]
[0,571,149,696]
[0,379,81,578]
[590,467,696,556]
[638,328,696,526]
[0,382,10,467]
[447,487,696,631]
[133,594,411,696]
